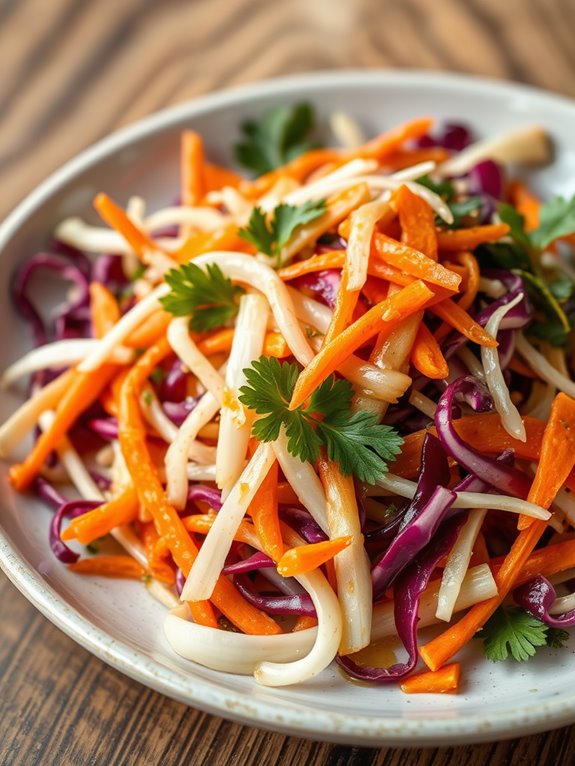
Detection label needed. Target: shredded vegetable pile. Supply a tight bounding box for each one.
[6,104,575,694]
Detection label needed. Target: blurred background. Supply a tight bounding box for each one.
[2,1,575,765]
[1,0,573,222]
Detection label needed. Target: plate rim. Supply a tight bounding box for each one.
[3,69,575,746]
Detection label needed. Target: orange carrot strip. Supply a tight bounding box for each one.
[197,328,235,356]
[289,281,434,410]
[263,332,290,358]
[373,234,460,291]
[508,180,540,231]
[204,162,242,192]
[94,193,157,259]
[141,522,176,585]
[119,339,280,635]
[182,514,258,547]
[89,282,121,337]
[277,536,352,577]
[436,224,509,251]
[358,117,434,162]
[509,355,538,379]
[293,615,319,631]
[323,269,360,346]
[518,391,575,529]
[400,663,461,694]
[61,486,139,544]
[246,460,284,562]
[68,555,145,580]
[124,310,172,349]
[175,224,245,264]
[393,184,438,261]
[181,131,206,206]
[452,251,480,311]
[410,323,449,379]
[430,298,498,348]
[382,146,451,171]
[361,276,390,306]
[420,393,575,672]
[277,482,299,505]
[278,251,345,281]
[9,364,119,491]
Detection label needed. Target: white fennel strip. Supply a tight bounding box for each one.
[330,112,365,148]
[78,285,168,373]
[165,604,317,674]
[374,473,550,520]
[167,317,225,403]
[457,347,485,380]
[346,198,392,291]
[321,464,373,655]
[435,509,487,622]
[55,217,180,255]
[216,294,269,498]
[280,159,378,207]
[180,442,276,601]
[1,340,132,388]
[516,332,575,399]
[408,390,437,419]
[144,206,228,232]
[191,252,314,366]
[165,393,220,508]
[272,426,329,532]
[371,564,498,641]
[481,294,526,441]
[438,125,550,176]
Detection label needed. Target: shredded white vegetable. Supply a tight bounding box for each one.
[481,294,526,441]
[516,332,575,399]
[346,198,391,291]
[168,317,225,403]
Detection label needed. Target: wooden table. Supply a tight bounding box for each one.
[2,1,575,763]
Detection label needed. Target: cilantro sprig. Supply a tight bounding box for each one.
[234,103,321,176]
[238,356,403,483]
[160,262,244,332]
[238,200,326,268]
[416,175,482,228]
[477,606,569,663]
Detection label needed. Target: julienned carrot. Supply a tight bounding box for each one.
[89,282,121,337]
[61,485,139,544]
[94,193,157,259]
[141,522,176,585]
[278,251,346,281]
[9,364,119,491]
[400,663,461,694]
[358,116,434,161]
[361,276,389,306]
[430,298,498,348]
[181,131,206,206]
[182,514,258,547]
[452,251,480,312]
[372,233,460,291]
[204,162,243,192]
[420,393,575,673]
[382,146,451,171]
[118,338,281,635]
[322,270,360,346]
[246,460,284,562]
[263,332,290,358]
[197,328,235,356]
[293,615,319,631]
[68,555,146,580]
[508,355,538,379]
[289,280,434,410]
[508,180,540,231]
[277,482,299,505]
[435,224,510,251]
[518,392,575,529]
[393,184,438,261]
[277,536,352,577]
[410,323,449,379]
[124,310,172,349]
[175,224,244,263]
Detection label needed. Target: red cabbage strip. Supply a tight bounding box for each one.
[339,514,468,682]
[233,574,317,616]
[279,506,328,544]
[88,418,119,441]
[36,478,99,563]
[223,552,275,575]
[163,397,200,427]
[436,376,532,499]
[416,123,472,151]
[186,485,222,511]
[160,359,188,402]
[293,269,342,310]
[514,575,575,628]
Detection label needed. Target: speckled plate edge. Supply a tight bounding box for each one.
[2,70,575,746]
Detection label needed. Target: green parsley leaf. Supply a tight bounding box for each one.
[234,103,320,176]
[517,269,571,333]
[238,199,326,267]
[478,607,550,662]
[476,242,533,272]
[546,627,570,649]
[531,195,575,251]
[416,175,481,228]
[549,277,574,302]
[238,356,403,483]
[499,202,533,252]
[416,175,455,201]
[447,197,483,228]
[160,262,245,332]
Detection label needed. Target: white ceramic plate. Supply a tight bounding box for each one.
[2,71,575,747]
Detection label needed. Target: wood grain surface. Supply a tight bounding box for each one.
[2,1,575,764]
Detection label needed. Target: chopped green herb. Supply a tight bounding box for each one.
[531,195,575,251]
[305,326,323,340]
[149,367,166,384]
[85,542,99,555]
[416,175,481,228]
[477,606,569,662]
[160,262,245,331]
[238,199,326,267]
[238,356,403,483]
[234,103,320,176]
